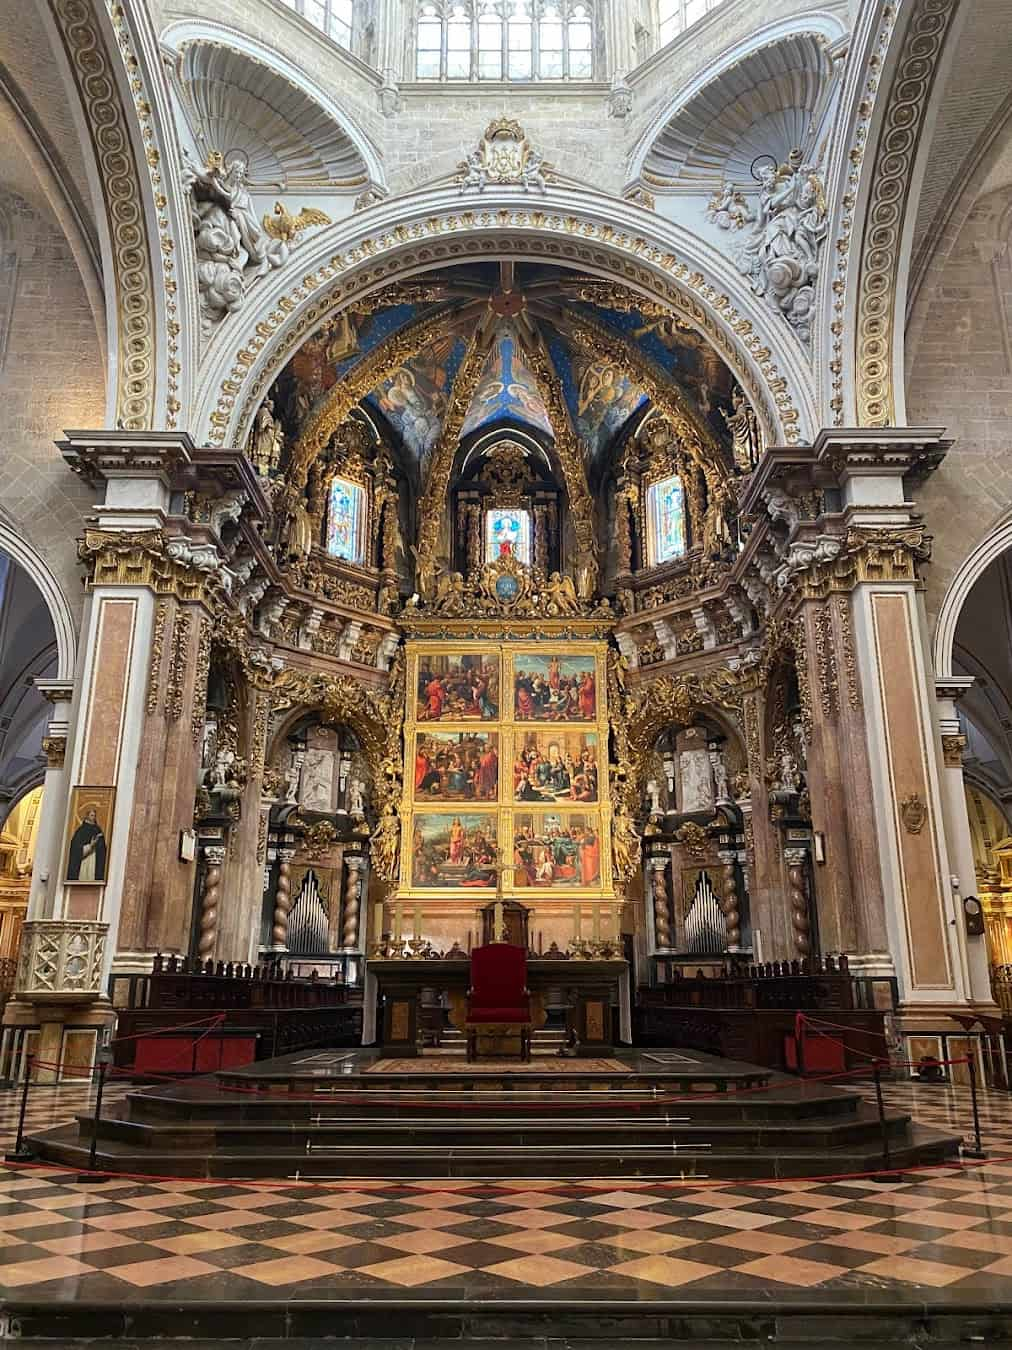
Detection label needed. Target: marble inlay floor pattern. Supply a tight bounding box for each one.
[2,1074,1012,1302]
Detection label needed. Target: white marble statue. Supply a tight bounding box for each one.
[735,151,827,343]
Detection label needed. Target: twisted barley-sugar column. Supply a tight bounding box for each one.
[649,856,672,949]
[272,848,295,950]
[784,847,811,957]
[342,855,366,948]
[718,848,741,950]
[198,846,226,959]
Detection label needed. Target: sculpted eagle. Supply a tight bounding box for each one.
[261,201,332,242]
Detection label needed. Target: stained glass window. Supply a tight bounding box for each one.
[485,508,531,565]
[647,474,687,565]
[327,476,364,563]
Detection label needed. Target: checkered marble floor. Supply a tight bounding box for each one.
[2,1074,1012,1303]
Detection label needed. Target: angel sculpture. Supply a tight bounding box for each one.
[544,571,580,616]
[262,202,332,267]
[370,802,401,881]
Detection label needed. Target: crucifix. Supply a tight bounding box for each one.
[487,848,517,942]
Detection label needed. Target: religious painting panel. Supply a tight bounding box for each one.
[513,729,600,804]
[513,811,602,889]
[414,651,500,722]
[460,335,552,438]
[511,654,598,722]
[413,730,500,803]
[368,335,466,462]
[64,786,116,885]
[410,812,498,889]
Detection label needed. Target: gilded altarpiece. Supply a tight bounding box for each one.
[396,639,615,943]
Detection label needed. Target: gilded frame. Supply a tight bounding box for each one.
[398,639,613,899]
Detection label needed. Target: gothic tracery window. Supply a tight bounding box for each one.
[657,0,719,47]
[280,0,354,49]
[416,1,595,82]
[646,473,687,566]
[326,475,365,563]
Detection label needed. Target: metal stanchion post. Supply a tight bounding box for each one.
[871,1058,906,1184]
[5,1052,36,1162]
[77,1049,112,1184]
[964,1051,987,1159]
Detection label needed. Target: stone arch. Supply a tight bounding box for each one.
[933,516,1012,681]
[191,187,818,454]
[0,522,77,683]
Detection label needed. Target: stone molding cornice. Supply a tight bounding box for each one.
[189,183,818,455]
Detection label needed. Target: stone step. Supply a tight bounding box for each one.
[29,1120,960,1179]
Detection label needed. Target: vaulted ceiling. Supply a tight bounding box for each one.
[268,262,741,487]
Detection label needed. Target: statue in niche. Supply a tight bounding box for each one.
[574,547,599,602]
[348,776,367,821]
[279,485,315,561]
[735,150,827,344]
[773,746,801,795]
[711,749,731,803]
[721,387,762,473]
[250,399,281,476]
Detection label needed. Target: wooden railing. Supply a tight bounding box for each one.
[109,952,349,1013]
[109,953,361,1071]
[645,954,897,1014]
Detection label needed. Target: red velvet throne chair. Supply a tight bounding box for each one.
[465,943,531,1061]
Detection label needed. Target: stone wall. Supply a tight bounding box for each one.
[0,189,103,629]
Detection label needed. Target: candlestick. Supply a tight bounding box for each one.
[374,901,383,943]
[412,905,422,941]
[592,903,601,942]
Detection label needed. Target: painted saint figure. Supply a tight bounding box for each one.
[67,807,107,883]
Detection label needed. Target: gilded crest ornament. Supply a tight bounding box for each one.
[477,553,534,610]
[675,822,710,860]
[900,792,927,835]
[457,119,554,194]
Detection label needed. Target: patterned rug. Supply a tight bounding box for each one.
[365,1057,630,1073]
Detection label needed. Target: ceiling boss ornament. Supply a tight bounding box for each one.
[457,119,554,194]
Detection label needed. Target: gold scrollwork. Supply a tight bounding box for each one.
[147,601,169,716]
[191,617,212,743]
[165,613,192,722]
[49,0,156,431]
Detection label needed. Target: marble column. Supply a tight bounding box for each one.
[198,845,226,960]
[27,680,75,921]
[829,431,977,1030]
[270,848,295,952]
[935,678,998,1016]
[647,854,672,951]
[342,855,367,950]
